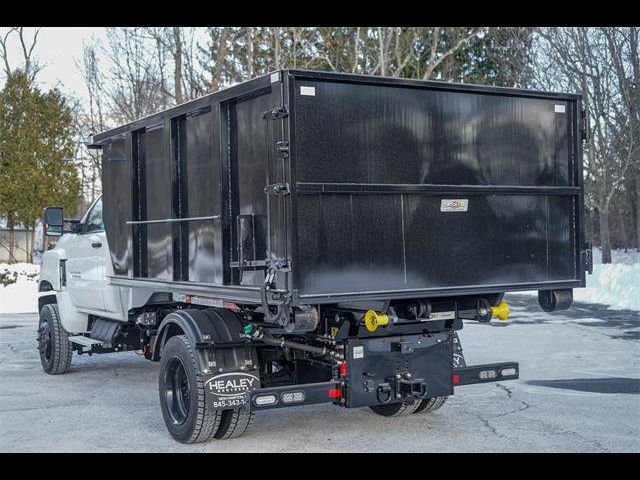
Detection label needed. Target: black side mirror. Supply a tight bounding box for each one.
[43,207,64,236]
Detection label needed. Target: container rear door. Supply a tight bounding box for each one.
[222,78,288,287]
[289,73,582,301]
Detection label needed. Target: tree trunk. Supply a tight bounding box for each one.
[210,27,229,92]
[173,27,183,104]
[7,217,15,262]
[599,208,612,264]
[31,224,36,258]
[25,225,30,260]
[636,173,640,251]
[274,28,281,69]
[617,203,628,252]
[247,28,254,77]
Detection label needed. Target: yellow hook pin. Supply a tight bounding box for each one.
[364,310,389,332]
[491,301,510,321]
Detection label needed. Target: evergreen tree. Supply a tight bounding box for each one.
[0,71,80,260]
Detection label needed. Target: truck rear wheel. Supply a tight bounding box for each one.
[159,335,222,443]
[369,332,466,417]
[369,400,422,416]
[214,408,255,439]
[413,331,465,415]
[37,304,72,375]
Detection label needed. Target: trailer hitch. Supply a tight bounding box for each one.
[377,372,427,403]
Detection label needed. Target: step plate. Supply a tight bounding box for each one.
[68,335,104,347]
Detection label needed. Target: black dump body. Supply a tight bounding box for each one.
[91,69,588,307]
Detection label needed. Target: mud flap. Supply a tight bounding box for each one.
[203,370,261,410]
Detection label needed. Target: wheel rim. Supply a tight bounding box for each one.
[38,320,52,362]
[163,357,191,425]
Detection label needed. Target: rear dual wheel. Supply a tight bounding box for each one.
[369,332,465,417]
[158,335,254,443]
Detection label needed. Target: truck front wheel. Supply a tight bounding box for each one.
[37,304,72,375]
[159,335,223,443]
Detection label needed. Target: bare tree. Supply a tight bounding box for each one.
[101,28,166,123]
[536,27,638,263]
[0,27,43,83]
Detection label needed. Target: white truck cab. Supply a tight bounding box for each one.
[39,196,126,334]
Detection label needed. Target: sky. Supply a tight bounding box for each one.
[1,27,108,105]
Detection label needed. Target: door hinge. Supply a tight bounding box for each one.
[264,182,290,196]
[263,106,288,120]
[276,141,289,159]
[580,108,590,141]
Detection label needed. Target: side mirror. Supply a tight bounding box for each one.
[43,206,64,236]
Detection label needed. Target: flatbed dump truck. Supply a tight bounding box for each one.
[38,69,592,443]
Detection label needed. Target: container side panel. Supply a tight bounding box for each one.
[145,127,173,280]
[185,109,223,284]
[102,137,132,276]
[293,80,570,186]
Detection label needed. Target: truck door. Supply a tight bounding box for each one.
[66,197,106,311]
[66,197,124,316]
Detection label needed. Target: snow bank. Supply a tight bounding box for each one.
[1,248,638,314]
[575,249,640,311]
[511,248,640,311]
[0,263,40,313]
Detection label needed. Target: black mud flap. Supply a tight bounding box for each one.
[203,370,261,410]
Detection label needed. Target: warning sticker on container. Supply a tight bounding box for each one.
[300,86,316,96]
[353,346,364,359]
[554,104,566,113]
[440,199,468,212]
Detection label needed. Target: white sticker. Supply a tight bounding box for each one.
[353,346,364,359]
[270,72,280,83]
[440,199,468,212]
[554,104,566,113]
[300,86,316,96]
[426,311,456,321]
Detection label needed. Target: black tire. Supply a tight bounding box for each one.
[214,408,255,439]
[37,304,72,375]
[369,400,421,417]
[158,335,222,443]
[413,331,465,415]
[412,395,449,414]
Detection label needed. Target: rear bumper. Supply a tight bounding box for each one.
[454,362,519,386]
[241,362,520,412]
[244,381,341,411]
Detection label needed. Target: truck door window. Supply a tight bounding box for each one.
[84,198,104,233]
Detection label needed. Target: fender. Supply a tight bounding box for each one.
[153,308,257,374]
[40,247,66,291]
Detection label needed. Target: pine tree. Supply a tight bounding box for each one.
[0,71,80,261]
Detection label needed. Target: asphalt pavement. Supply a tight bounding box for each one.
[1,294,638,452]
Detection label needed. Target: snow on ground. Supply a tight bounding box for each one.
[511,248,640,311]
[0,248,638,314]
[0,263,40,314]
